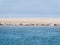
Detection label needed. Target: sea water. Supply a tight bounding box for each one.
[0,26,60,45]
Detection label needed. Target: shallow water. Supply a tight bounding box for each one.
[0,26,60,45]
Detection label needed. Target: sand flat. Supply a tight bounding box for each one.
[0,18,60,26]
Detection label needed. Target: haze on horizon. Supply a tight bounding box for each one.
[0,0,60,18]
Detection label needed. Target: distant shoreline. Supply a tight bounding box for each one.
[0,18,60,26]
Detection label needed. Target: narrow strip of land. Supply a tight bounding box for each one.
[0,18,60,26]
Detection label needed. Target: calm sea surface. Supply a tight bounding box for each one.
[0,26,60,45]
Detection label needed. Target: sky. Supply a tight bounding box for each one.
[0,0,60,18]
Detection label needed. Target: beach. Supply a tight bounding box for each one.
[0,18,60,26]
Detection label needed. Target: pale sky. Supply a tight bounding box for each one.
[0,0,60,18]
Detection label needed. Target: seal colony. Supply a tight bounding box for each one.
[0,18,60,26]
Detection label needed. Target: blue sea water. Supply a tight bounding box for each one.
[0,26,60,45]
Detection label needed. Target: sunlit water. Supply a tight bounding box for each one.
[0,26,60,45]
